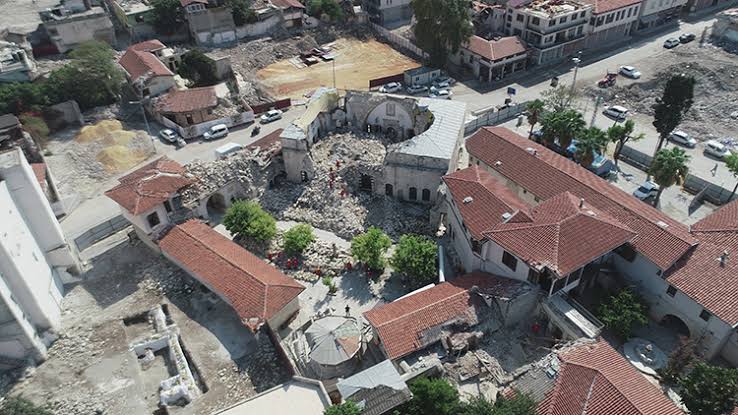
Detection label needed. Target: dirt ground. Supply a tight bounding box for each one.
[256,38,421,99]
[4,239,289,415]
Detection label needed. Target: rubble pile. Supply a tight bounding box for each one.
[181,152,272,206]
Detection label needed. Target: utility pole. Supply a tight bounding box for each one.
[570,51,582,95]
[332,59,336,90]
[129,99,153,148]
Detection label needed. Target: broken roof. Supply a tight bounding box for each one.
[465,35,528,61]
[118,46,173,83]
[363,272,525,360]
[466,127,697,271]
[129,39,166,52]
[582,0,641,14]
[336,360,411,415]
[484,192,636,276]
[538,339,684,415]
[391,97,467,160]
[105,157,193,215]
[159,220,305,331]
[155,86,218,114]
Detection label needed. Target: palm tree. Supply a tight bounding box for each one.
[726,153,738,202]
[540,109,585,152]
[607,119,645,165]
[526,99,545,139]
[649,147,690,208]
[576,127,608,168]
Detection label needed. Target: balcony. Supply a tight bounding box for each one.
[526,17,587,36]
[542,292,604,339]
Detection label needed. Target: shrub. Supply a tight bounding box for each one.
[0,397,53,415]
[178,50,219,87]
[395,378,460,415]
[658,336,697,384]
[324,401,361,415]
[680,363,738,415]
[223,200,276,242]
[597,288,648,340]
[283,224,315,256]
[390,234,437,288]
[350,227,391,271]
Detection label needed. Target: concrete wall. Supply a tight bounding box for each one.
[143,76,176,98]
[189,7,237,45]
[46,10,115,53]
[640,0,686,17]
[236,14,283,39]
[365,101,414,139]
[267,296,301,330]
[382,153,447,203]
[122,203,171,235]
[0,276,47,363]
[721,331,738,366]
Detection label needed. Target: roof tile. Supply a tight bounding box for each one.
[118,48,173,83]
[465,35,528,61]
[154,86,218,114]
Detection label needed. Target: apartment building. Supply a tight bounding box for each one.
[505,0,592,65]
[182,0,237,45]
[583,0,641,48]
[637,0,686,30]
[364,0,413,25]
[39,0,115,53]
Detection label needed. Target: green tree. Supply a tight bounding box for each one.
[0,82,47,114]
[226,0,251,25]
[411,0,473,68]
[725,153,738,201]
[540,109,585,150]
[649,147,690,207]
[680,363,738,415]
[541,85,578,112]
[283,224,315,256]
[324,401,361,415]
[0,396,53,415]
[607,119,644,165]
[652,74,696,153]
[575,126,608,168]
[597,288,648,340]
[150,0,184,34]
[223,200,277,242]
[390,234,437,288]
[308,0,343,20]
[658,336,697,384]
[395,378,460,415]
[178,50,219,87]
[350,227,391,271]
[526,99,545,139]
[491,393,537,415]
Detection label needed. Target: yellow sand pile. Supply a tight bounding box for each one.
[76,119,153,172]
[96,146,148,172]
[75,120,128,143]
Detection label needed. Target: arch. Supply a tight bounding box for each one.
[409,187,417,201]
[362,100,414,134]
[661,314,690,338]
[385,183,393,196]
[359,174,374,192]
[421,188,431,202]
[206,192,227,218]
[385,127,397,140]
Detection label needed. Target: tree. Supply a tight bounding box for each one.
[652,74,696,153]
[540,109,585,151]
[178,50,219,87]
[411,0,473,68]
[541,85,578,112]
[526,99,545,139]
[390,234,437,288]
[308,0,343,20]
[223,200,277,242]
[725,153,738,202]
[0,397,53,415]
[575,126,607,168]
[226,0,251,25]
[150,0,184,34]
[283,223,315,256]
[491,393,537,415]
[324,401,361,415]
[395,378,460,415]
[597,288,648,340]
[607,119,644,165]
[658,336,697,384]
[0,82,47,114]
[649,147,690,207]
[350,227,391,271]
[679,363,738,415]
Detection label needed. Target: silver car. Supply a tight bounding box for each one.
[669,130,697,148]
[704,140,732,160]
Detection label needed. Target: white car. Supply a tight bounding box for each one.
[429,89,452,100]
[433,80,451,89]
[619,66,641,79]
[633,181,659,201]
[669,130,697,148]
[379,82,402,93]
[603,105,629,121]
[260,109,283,124]
[203,124,229,140]
[406,84,428,95]
[159,129,179,143]
[664,38,680,49]
[704,140,732,160]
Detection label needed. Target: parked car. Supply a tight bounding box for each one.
[603,105,629,121]
[704,140,732,160]
[429,89,452,100]
[433,79,451,89]
[618,65,641,79]
[679,33,696,43]
[203,124,229,140]
[260,109,283,124]
[663,38,680,49]
[214,142,244,160]
[633,181,659,201]
[669,130,697,148]
[406,84,428,95]
[379,82,402,93]
[159,129,179,144]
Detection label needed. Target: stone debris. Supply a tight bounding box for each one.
[181,152,272,206]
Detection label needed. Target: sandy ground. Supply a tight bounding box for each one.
[256,38,421,99]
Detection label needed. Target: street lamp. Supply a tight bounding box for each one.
[570,51,583,95]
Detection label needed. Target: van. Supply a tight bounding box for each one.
[214,142,243,160]
[203,124,229,140]
[704,140,732,160]
[603,105,629,121]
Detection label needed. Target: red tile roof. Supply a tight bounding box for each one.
[582,0,641,14]
[484,192,636,276]
[363,272,525,360]
[247,128,283,158]
[270,0,305,9]
[105,157,193,215]
[538,339,684,415]
[159,220,305,330]
[466,127,697,270]
[665,200,738,324]
[118,48,173,83]
[465,35,527,61]
[129,39,166,52]
[30,163,47,191]
[443,166,531,240]
[155,87,218,114]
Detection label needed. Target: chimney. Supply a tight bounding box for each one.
[579,198,584,208]
[720,250,729,267]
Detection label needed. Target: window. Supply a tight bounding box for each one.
[549,19,556,26]
[666,285,677,297]
[577,26,583,35]
[471,239,481,254]
[142,88,150,96]
[146,211,160,228]
[186,114,194,125]
[559,15,567,23]
[502,251,518,271]
[567,271,581,285]
[615,244,636,262]
[627,7,632,17]
[516,14,524,21]
[385,183,393,196]
[605,13,614,23]
[531,17,540,25]
[507,14,512,21]
[700,309,711,321]
[409,187,417,200]
[422,188,431,201]
[527,268,540,284]
[552,276,566,293]
[580,11,586,18]
[164,200,173,213]
[386,102,395,116]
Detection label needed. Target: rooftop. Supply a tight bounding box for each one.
[466,127,697,271]
[212,377,330,415]
[158,220,305,331]
[118,45,173,83]
[390,97,467,160]
[513,0,589,15]
[104,157,193,215]
[465,35,528,61]
[154,86,219,114]
[336,360,412,415]
[270,0,305,9]
[581,0,641,14]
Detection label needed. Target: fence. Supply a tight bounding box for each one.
[368,73,404,88]
[74,215,129,252]
[251,98,292,114]
[158,109,255,139]
[463,102,527,135]
[369,22,428,61]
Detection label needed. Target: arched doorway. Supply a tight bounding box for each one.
[359,174,373,192]
[422,188,431,202]
[409,187,417,201]
[385,183,393,196]
[661,314,690,338]
[206,193,227,219]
